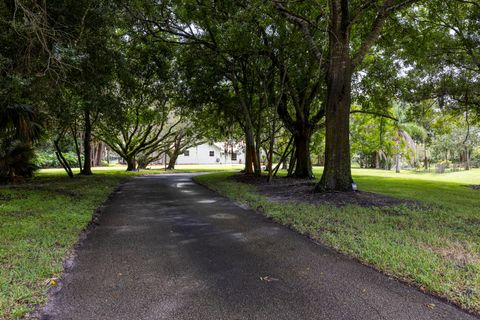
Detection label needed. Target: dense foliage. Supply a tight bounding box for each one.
[0,0,478,187]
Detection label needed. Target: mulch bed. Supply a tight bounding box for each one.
[231,174,420,208]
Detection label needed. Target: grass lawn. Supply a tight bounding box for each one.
[195,168,480,314]
[37,163,244,176]
[0,164,239,319]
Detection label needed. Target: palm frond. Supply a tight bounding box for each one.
[0,104,43,142]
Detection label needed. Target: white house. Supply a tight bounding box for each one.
[176,142,245,165]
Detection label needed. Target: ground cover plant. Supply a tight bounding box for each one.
[194,168,480,314]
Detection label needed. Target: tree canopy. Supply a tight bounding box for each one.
[1,0,479,189]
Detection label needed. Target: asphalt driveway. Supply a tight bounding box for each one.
[41,174,478,320]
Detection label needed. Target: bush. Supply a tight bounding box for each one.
[472,147,480,168]
[438,160,452,168]
[0,141,38,182]
[35,150,80,168]
[100,160,111,167]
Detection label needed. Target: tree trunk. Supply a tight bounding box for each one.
[267,117,276,183]
[245,144,254,174]
[94,143,103,166]
[91,144,97,167]
[167,152,179,170]
[395,154,401,173]
[291,131,313,178]
[255,146,262,175]
[126,157,137,171]
[244,129,256,174]
[272,136,293,177]
[267,147,274,182]
[81,109,93,175]
[71,126,83,172]
[54,139,73,178]
[375,151,380,169]
[254,124,262,175]
[316,37,353,191]
[394,133,401,173]
[465,147,470,170]
[287,147,296,176]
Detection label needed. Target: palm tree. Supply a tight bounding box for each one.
[0,104,42,142]
[392,105,427,173]
[0,104,42,181]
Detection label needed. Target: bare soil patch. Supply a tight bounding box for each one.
[421,241,480,268]
[231,174,420,208]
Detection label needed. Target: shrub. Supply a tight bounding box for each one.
[0,141,38,182]
[35,150,79,168]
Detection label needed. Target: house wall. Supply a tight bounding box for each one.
[176,143,245,165]
[218,149,245,165]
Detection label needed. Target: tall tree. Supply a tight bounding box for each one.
[127,0,327,177]
[95,30,178,171]
[272,1,422,191]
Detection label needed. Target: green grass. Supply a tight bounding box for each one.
[38,164,244,176]
[2,165,479,318]
[194,168,480,314]
[0,164,238,319]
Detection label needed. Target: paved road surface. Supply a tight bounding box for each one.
[42,174,478,320]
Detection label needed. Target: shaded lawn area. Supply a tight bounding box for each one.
[0,165,239,319]
[0,173,126,319]
[194,168,480,315]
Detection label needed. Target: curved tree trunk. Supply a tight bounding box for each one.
[54,139,73,178]
[71,126,83,172]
